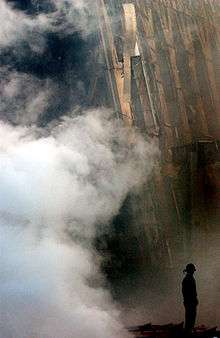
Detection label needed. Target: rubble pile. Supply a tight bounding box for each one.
[128,322,220,338]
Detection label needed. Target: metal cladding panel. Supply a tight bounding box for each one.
[131,56,156,134]
[123,4,137,101]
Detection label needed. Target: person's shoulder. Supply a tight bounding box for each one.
[182,275,188,283]
[182,274,193,283]
[183,274,189,280]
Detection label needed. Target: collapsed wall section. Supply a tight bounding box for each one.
[96,0,220,302]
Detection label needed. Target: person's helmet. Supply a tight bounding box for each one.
[184,263,196,273]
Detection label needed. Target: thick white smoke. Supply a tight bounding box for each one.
[0,110,156,338]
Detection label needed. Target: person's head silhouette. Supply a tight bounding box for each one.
[183,263,196,275]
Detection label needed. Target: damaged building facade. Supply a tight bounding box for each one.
[92,0,220,286]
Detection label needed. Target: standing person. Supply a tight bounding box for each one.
[182,263,198,335]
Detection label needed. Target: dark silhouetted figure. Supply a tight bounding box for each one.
[182,263,198,336]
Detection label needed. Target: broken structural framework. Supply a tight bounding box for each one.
[95,0,220,273]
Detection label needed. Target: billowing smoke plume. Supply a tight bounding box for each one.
[0,111,156,338]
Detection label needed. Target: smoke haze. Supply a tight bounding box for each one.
[0,0,94,51]
[0,0,100,125]
[0,2,154,337]
[0,111,156,337]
